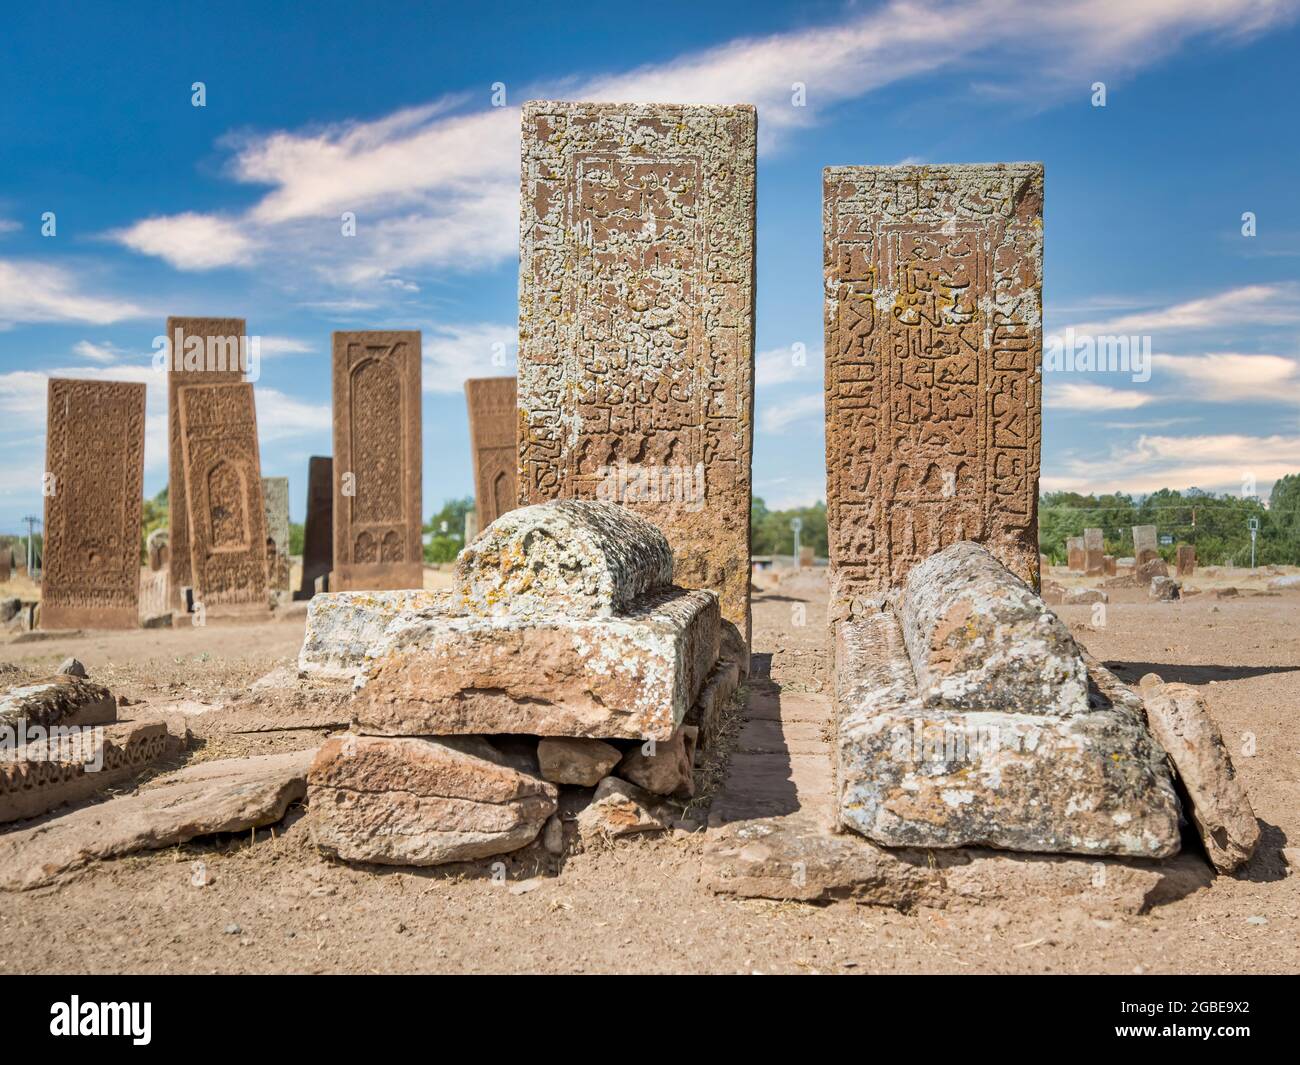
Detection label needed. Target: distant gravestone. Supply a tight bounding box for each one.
[1176,544,1196,577]
[332,332,423,591]
[178,382,270,619]
[518,101,757,643]
[146,528,169,572]
[167,317,245,614]
[1103,554,1117,576]
[825,163,1044,606]
[1066,536,1085,572]
[42,379,146,629]
[465,377,519,531]
[262,476,290,593]
[298,456,333,599]
[1133,525,1159,566]
[1083,527,1105,576]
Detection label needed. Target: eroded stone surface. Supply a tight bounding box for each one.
[836,609,1181,857]
[455,500,673,619]
[353,589,719,740]
[262,476,291,593]
[617,725,697,797]
[0,750,311,891]
[1133,525,1158,565]
[308,735,556,866]
[899,541,1088,715]
[0,675,116,732]
[824,164,1042,609]
[518,101,755,645]
[42,379,146,629]
[465,376,519,531]
[1139,679,1259,873]
[576,776,673,839]
[298,590,449,679]
[703,816,1210,913]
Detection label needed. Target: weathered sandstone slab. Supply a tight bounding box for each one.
[0,750,311,890]
[836,609,1181,858]
[576,776,674,840]
[308,735,556,866]
[703,816,1210,914]
[354,589,719,740]
[0,675,116,732]
[537,737,622,787]
[298,590,449,679]
[1139,677,1259,873]
[455,500,674,619]
[617,725,697,797]
[899,541,1088,715]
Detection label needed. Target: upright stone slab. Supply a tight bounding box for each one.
[1176,544,1196,577]
[332,332,423,591]
[41,379,145,629]
[518,101,756,644]
[1066,536,1084,572]
[465,377,519,531]
[298,456,333,599]
[1133,525,1158,566]
[824,164,1043,608]
[262,476,290,593]
[166,317,245,613]
[1083,527,1105,576]
[178,382,270,618]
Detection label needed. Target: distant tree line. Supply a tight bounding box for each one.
[1039,475,1300,567]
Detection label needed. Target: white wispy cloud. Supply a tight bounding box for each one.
[0,219,20,236]
[109,0,1298,291]
[0,259,150,327]
[1046,381,1152,411]
[422,322,518,394]
[756,344,822,389]
[760,392,824,433]
[1063,283,1300,338]
[1045,432,1300,496]
[1152,351,1300,405]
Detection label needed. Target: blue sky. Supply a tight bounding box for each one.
[2,0,1299,528]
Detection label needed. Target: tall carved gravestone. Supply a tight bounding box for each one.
[178,382,270,619]
[298,456,333,599]
[465,376,519,531]
[518,101,757,642]
[41,379,146,629]
[262,476,290,594]
[332,332,423,591]
[1066,535,1085,572]
[1083,526,1105,576]
[824,164,1044,609]
[167,317,245,613]
[1133,525,1158,565]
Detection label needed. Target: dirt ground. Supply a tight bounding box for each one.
[0,567,1297,975]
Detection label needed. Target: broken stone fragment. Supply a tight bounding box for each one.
[617,725,698,797]
[1064,587,1107,606]
[537,737,622,786]
[308,735,557,867]
[353,588,719,741]
[835,610,1181,858]
[1149,576,1180,601]
[56,657,87,678]
[576,776,674,839]
[297,589,449,680]
[0,674,116,733]
[899,542,1089,716]
[0,750,312,891]
[1140,680,1259,873]
[455,499,676,620]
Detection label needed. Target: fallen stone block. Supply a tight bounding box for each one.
[455,500,674,620]
[617,725,698,797]
[899,542,1089,715]
[537,737,622,786]
[836,609,1181,858]
[297,590,449,680]
[1138,679,1259,873]
[354,588,719,740]
[1267,574,1300,591]
[0,750,313,891]
[687,656,741,751]
[702,816,1211,914]
[0,720,183,824]
[0,675,116,732]
[1064,587,1108,605]
[576,776,674,840]
[1136,558,1169,584]
[1215,587,1239,598]
[308,735,556,866]
[1149,576,1180,601]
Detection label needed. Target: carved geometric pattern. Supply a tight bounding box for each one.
[518,101,756,641]
[42,378,146,629]
[824,164,1043,606]
[465,376,519,530]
